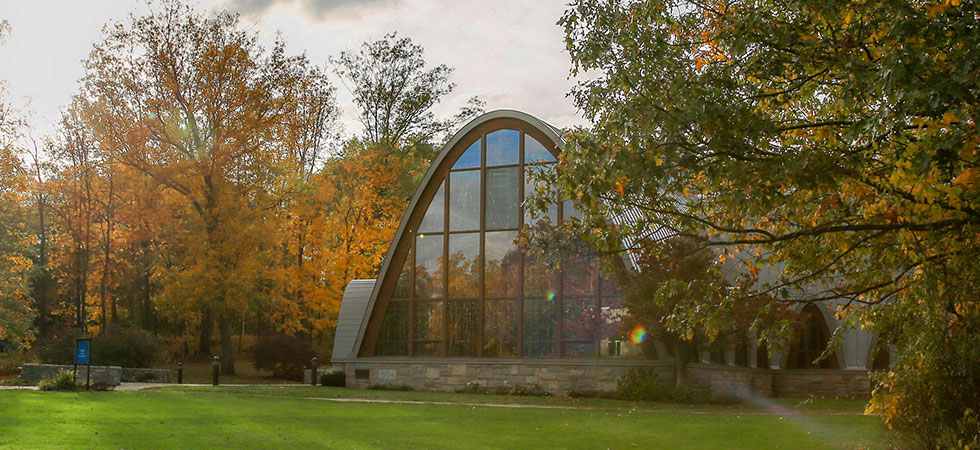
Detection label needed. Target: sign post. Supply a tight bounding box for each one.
[74,337,92,391]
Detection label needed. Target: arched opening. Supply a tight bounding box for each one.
[786,303,839,370]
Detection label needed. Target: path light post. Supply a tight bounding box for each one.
[311,357,318,387]
[212,355,220,386]
[177,362,183,384]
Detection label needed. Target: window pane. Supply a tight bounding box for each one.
[563,297,599,341]
[600,297,625,342]
[453,140,481,169]
[413,301,443,354]
[414,342,441,357]
[524,164,557,226]
[448,300,479,357]
[563,255,596,296]
[393,248,412,299]
[600,264,623,296]
[486,167,519,230]
[524,298,556,357]
[377,301,409,356]
[524,135,556,163]
[486,129,519,166]
[483,300,519,357]
[524,254,558,298]
[415,234,444,299]
[448,233,480,298]
[450,170,480,231]
[563,342,595,358]
[418,182,445,233]
[563,199,583,221]
[485,231,519,297]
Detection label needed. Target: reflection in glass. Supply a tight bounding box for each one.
[448,300,480,356]
[413,301,443,356]
[483,300,519,357]
[600,264,623,296]
[524,298,555,357]
[486,129,519,166]
[393,249,412,299]
[563,255,596,296]
[415,234,444,299]
[524,254,558,298]
[524,135,556,163]
[524,164,558,225]
[563,342,594,357]
[563,297,599,341]
[453,140,481,169]
[485,231,519,297]
[450,170,480,231]
[486,167,519,229]
[419,182,445,233]
[563,199,583,221]
[600,297,625,342]
[448,233,480,298]
[377,301,409,356]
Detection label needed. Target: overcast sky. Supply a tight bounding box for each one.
[0,0,587,142]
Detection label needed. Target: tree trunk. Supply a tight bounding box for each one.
[218,314,236,375]
[675,342,692,388]
[198,306,212,356]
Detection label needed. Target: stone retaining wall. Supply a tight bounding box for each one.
[120,367,172,383]
[336,359,871,398]
[303,368,338,385]
[19,364,122,386]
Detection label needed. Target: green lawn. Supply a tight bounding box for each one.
[0,388,892,449]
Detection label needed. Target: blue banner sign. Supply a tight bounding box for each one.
[76,340,89,364]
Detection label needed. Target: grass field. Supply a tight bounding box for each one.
[0,387,893,449]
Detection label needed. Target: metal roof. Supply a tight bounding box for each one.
[330,279,376,362]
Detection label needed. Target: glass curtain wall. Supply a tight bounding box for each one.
[377,128,625,358]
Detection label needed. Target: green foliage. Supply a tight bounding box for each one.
[566,389,617,399]
[496,384,552,397]
[37,370,77,392]
[319,370,345,387]
[367,383,414,391]
[36,333,76,365]
[556,0,980,444]
[94,325,163,368]
[251,334,314,381]
[616,369,695,403]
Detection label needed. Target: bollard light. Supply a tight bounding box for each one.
[311,357,318,387]
[212,355,220,386]
[177,362,183,384]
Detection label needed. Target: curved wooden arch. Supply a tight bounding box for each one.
[353,110,564,357]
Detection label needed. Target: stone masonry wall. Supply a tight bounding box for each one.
[20,364,122,385]
[120,367,173,383]
[772,369,871,398]
[338,359,871,398]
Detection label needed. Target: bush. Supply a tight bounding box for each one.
[251,334,315,381]
[616,368,695,403]
[567,389,617,399]
[319,370,345,387]
[93,325,163,368]
[367,383,414,391]
[456,382,488,394]
[37,325,163,368]
[90,383,116,391]
[38,370,78,392]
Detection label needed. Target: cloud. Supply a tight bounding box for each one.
[219,0,399,20]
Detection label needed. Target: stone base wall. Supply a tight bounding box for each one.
[336,359,871,398]
[19,364,122,386]
[340,359,674,395]
[773,369,871,398]
[120,368,172,383]
[303,368,338,385]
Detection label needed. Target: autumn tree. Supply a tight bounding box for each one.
[77,1,339,373]
[0,20,36,349]
[555,0,979,445]
[332,32,483,152]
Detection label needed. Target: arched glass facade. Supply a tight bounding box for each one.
[370,122,627,358]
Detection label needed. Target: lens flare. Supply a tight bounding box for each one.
[629,326,647,344]
[547,292,555,301]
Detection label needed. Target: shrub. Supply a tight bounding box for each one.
[93,325,163,368]
[37,326,163,368]
[488,384,552,397]
[251,334,315,381]
[367,383,414,391]
[567,389,617,399]
[616,368,695,403]
[38,370,78,392]
[456,382,489,394]
[90,383,116,391]
[319,370,345,387]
